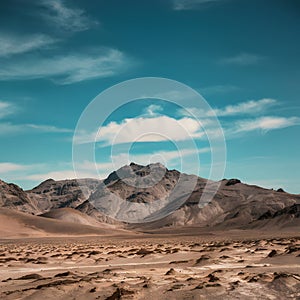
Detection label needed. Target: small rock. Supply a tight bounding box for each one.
[16,273,43,280]
[195,255,210,264]
[105,288,134,300]
[225,179,241,186]
[207,273,219,282]
[54,271,74,277]
[267,250,277,257]
[165,268,177,275]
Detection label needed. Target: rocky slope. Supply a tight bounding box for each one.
[0,180,39,214]
[28,178,100,211]
[134,177,300,229]
[88,163,201,222]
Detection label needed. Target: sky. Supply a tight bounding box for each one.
[0,0,299,193]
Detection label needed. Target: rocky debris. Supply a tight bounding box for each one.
[285,245,300,254]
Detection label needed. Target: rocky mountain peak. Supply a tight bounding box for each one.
[104,162,168,186]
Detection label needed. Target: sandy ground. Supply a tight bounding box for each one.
[0,232,299,299]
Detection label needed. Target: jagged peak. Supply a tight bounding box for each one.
[104,162,168,186]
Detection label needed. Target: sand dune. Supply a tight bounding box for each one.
[40,208,115,228]
[0,208,129,238]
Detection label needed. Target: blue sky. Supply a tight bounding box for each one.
[0,0,299,193]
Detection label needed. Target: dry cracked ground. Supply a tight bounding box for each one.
[0,233,299,300]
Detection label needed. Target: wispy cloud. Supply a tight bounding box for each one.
[234,116,300,133]
[199,85,240,95]
[0,33,57,57]
[177,99,299,138]
[173,0,225,10]
[0,101,16,119]
[0,122,72,135]
[75,115,204,145]
[38,0,98,32]
[0,100,72,135]
[0,162,28,173]
[0,48,129,84]
[24,170,97,181]
[213,98,277,117]
[179,98,277,118]
[220,53,265,66]
[0,161,95,184]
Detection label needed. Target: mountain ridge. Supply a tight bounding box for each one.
[0,163,299,236]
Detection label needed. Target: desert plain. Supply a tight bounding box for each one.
[0,229,299,300]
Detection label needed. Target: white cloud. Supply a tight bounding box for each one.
[24,170,98,181]
[0,101,15,119]
[0,48,128,84]
[75,115,204,145]
[219,53,265,66]
[179,98,277,118]
[234,116,300,133]
[38,0,98,32]
[0,162,28,173]
[144,104,163,116]
[0,33,57,57]
[173,0,224,10]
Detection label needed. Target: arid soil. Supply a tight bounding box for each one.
[0,232,299,299]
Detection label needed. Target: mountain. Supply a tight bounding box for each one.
[133,177,300,229]
[246,203,300,231]
[88,162,201,222]
[0,179,39,214]
[0,163,299,235]
[28,178,100,211]
[87,163,300,228]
